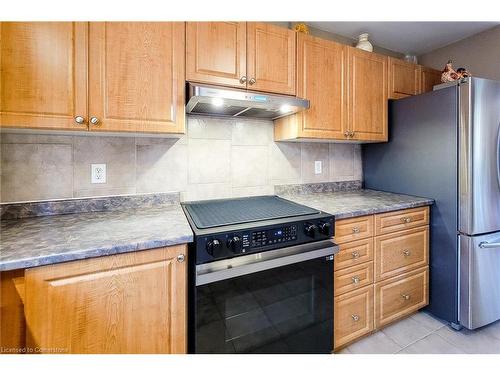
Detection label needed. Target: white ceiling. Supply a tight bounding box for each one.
[307,22,499,55]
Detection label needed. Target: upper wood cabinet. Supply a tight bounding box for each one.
[88,22,185,133]
[0,22,185,134]
[347,47,388,142]
[24,245,187,354]
[275,33,347,140]
[186,22,296,95]
[186,22,247,88]
[0,22,88,131]
[420,66,442,93]
[246,23,296,95]
[388,57,421,99]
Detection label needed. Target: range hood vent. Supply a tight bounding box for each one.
[185,83,309,120]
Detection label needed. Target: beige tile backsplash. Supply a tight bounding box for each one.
[0,116,362,203]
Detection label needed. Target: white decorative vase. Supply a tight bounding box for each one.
[355,33,373,52]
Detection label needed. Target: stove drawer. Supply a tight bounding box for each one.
[334,261,373,296]
[375,226,429,281]
[334,215,374,244]
[334,285,374,350]
[334,238,374,271]
[375,266,428,329]
[375,206,429,236]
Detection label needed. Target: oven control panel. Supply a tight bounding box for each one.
[248,225,297,248]
[195,216,334,264]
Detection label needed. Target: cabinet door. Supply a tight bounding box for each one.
[88,22,185,134]
[25,246,187,354]
[186,22,246,88]
[0,22,88,130]
[347,48,388,142]
[388,57,421,99]
[296,33,347,139]
[247,23,296,95]
[334,285,374,350]
[420,67,442,93]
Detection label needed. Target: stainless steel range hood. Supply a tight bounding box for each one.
[185,83,309,120]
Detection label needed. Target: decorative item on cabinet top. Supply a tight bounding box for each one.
[355,33,373,52]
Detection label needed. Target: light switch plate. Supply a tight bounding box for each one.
[314,160,322,174]
[91,164,106,184]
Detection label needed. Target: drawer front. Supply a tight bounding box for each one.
[335,215,374,244]
[375,226,428,281]
[334,285,374,349]
[334,262,373,296]
[335,238,374,271]
[375,266,428,329]
[375,206,429,235]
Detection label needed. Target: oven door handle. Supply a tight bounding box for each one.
[195,239,339,286]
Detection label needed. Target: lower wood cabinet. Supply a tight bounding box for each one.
[334,261,373,296]
[334,285,374,349]
[333,207,430,351]
[374,226,429,281]
[1,245,187,354]
[375,266,429,329]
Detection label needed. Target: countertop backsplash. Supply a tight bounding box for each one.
[0,115,362,203]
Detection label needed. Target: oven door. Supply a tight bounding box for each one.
[192,240,338,354]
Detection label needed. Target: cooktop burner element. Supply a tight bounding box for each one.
[183,195,320,229]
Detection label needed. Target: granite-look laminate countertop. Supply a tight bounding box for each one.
[0,204,193,271]
[280,189,434,219]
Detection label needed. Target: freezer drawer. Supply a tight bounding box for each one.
[460,232,500,329]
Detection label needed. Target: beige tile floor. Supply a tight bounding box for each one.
[337,310,500,354]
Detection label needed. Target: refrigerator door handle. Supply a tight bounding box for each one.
[478,242,500,249]
[497,124,500,189]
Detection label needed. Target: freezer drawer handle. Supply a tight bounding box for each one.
[478,242,500,249]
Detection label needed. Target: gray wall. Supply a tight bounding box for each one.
[0,117,362,203]
[419,25,500,81]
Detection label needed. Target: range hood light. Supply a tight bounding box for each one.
[280,104,292,114]
[211,97,224,107]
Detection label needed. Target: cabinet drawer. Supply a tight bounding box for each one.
[374,266,428,329]
[335,215,374,244]
[334,285,374,349]
[375,206,429,235]
[335,238,373,271]
[375,226,428,281]
[334,262,373,296]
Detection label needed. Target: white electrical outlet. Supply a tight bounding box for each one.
[314,160,322,175]
[91,164,106,184]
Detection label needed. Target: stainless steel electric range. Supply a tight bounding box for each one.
[182,195,339,354]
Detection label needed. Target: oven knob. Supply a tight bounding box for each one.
[206,239,222,256]
[304,223,318,238]
[227,236,243,253]
[319,221,332,236]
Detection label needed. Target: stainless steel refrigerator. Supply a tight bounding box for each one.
[363,77,500,330]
